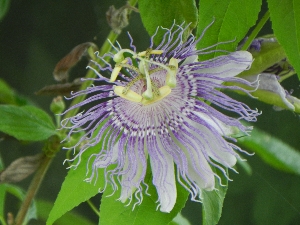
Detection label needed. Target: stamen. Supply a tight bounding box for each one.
[113,49,136,62]
[140,60,153,100]
[122,75,143,94]
[149,67,164,75]
[110,59,128,82]
[111,48,176,105]
[114,86,142,103]
[151,81,160,96]
[165,58,178,88]
[136,49,164,57]
[141,86,171,105]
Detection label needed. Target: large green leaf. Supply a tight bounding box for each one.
[99,168,189,225]
[0,79,34,106]
[47,119,112,224]
[46,145,105,225]
[267,0,300,79]
[238,127,300,175]
[37,199,94,225]
[0,105,57,141]
[197,0,262,60]
[202,168,228,225]
[139,0,198,44]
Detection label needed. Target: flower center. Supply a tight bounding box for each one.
[110,48,178,105]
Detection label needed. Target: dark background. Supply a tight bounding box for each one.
[1,0,300,224]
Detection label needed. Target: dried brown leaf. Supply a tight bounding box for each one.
[106,3,139,34]
[53,42,98,82]
[35,78,83,96]
[0,154,43,184]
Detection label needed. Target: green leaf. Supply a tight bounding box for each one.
[267,0,300,79]
[0,79,34,106]
[0,0,10,21]
[139,0,198,44]
[46,145,105,225]
[0,105,57,141]
[37,199,94,225]
[196,0,262,60]
[238,127,300,175]
[99,168,189,225]
[0,78,15,105]
[202,168,228,225]
[47,119,111,225]
[5,184,37,224]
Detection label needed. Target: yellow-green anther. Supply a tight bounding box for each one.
[111,65,122,82]
[166,58,178,88]
[141,86,171,105]
[137,49,164,57]
[114,86,142,103]
[110,59,128,82]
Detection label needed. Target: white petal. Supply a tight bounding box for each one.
[185,146,215,191]
[149,135,176,213]
[181,55,198,65]
[185,116,237,168]
[193,121,237,167]
[119,138,145,203]
[193,111,237,136]
[95,144,119,168]
[169,127,215,191]
[245,73,295,110]
[197,51,253,84]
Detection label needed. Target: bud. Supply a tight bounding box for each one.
[239,35,287,77]
[50,96,65,114]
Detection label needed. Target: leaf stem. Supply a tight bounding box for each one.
[241,10,270,51]
[86,200,100,217]
[14,154,53,225]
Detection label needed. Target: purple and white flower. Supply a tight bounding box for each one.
[62,23,259,213]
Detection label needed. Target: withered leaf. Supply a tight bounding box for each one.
[0,154,43,184]
[106,4,139,34]
[35,78,83,96]
[53,42,98,82]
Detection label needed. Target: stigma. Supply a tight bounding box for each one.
[111,48,178,105]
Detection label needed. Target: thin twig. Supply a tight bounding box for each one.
[241,11,270,51]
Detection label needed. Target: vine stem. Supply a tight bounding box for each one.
[63,0,138,121]
[241,10,270,51]
[14,155,53,225]
[13,0,138,224]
